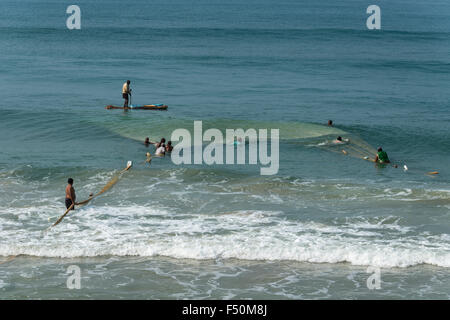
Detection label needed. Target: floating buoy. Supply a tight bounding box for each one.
[403,165,408,171]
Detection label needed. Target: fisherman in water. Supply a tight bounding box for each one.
[165,141,173,153]
[65,178,76,210]
[333,136,349,144]
[122,80,132,108]
[374,147,390,164]
[334,136,344,144]
[154,138,166,148]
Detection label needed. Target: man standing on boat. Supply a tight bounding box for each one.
[122,80,132,108]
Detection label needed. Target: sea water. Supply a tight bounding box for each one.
[0,0,449,299]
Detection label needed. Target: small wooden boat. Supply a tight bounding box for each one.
[105,104,168,110]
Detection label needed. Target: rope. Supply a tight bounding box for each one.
[0,255,18,265]
[46,162,132,230]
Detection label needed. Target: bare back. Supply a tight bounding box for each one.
[65,184,76,201]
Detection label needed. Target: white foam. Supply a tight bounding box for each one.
[0,279,7,289]
[0,205,449,268]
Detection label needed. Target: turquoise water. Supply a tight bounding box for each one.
[0,0,449,299]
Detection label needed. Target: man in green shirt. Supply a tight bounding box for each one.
[374,147,390,163]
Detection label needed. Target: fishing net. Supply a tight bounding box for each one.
[317,134,378,162]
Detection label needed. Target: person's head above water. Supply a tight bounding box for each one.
[328,120,333,126]
[337,136,342,141]
[68,178,73,185]
[127,80,130,85]
[378,147,383,152]
[160,138,166,143]
[145,137,149,143]
[167,141,172,146]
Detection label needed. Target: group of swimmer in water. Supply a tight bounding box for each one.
[327,120,390,164]
[144,137,173,163]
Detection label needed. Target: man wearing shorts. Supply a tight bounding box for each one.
[65,178,76,210]
[122,80,131,108]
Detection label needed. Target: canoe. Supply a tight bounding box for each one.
[106,104,168,110]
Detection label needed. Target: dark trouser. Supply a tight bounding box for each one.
[65,198,74,210]
[123,93,129,107]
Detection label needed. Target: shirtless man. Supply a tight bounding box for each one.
[334,136,351,144]
[122,80,131,108]
[334,136,344,144]
[165,141,173,153]
[65,178,76,210]
[155,138,166,148]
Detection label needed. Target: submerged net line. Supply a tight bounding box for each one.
[348,136,378,156]
[346,144,373,159]
[317,134,378,161]
[318,136,440,175]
